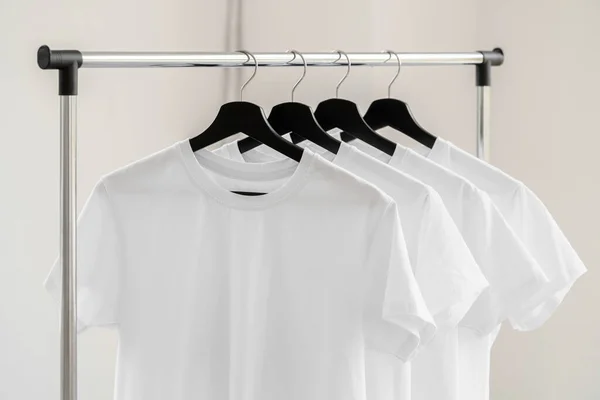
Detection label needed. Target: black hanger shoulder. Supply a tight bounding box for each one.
[189,101,304,162]
[315,98,396,156]
[270,102,341,154]
[362,98,437,149]
[237,102,341,154]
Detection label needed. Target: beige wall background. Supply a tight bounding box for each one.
[0,0,597,399]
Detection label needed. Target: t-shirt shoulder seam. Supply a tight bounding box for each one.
[415,190,437,257]
[381,197,395,216]
[420,187,436,206]
[99,178,119,215]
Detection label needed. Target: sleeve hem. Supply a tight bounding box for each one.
[391,318,437,363]
[503,276,548,320]
[458,274,549,336]
[43,269,90,334]
[370,312,437,363]
[509,265,587,331]
[393,331,421,363]
[432,279,489,332]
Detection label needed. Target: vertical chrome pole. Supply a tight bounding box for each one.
[476,86,491,161]
[60,95,78,400]
[37,54,82,400]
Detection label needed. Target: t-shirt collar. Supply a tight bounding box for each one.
[178,140,316,209]
[238,136,359,170]
[412,137,451,164]
[387,145,410,169]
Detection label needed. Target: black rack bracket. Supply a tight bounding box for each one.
[37,45,83,95]
[476,47,504,87]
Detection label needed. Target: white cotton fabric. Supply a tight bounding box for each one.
[412,137,587,400]
[349,139,550,400]
[215,138,489,400]
[45,141,436,400]
[351,140,550,328]
[416,138,587,330]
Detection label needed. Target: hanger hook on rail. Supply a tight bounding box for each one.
[237,50,258,101]
[333,50,350,98]
[384,50,402,98]
[287,49,307,103]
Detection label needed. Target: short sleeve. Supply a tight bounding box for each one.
[458,189,549,334]
[505,185,587,331]
[413,191,489,332]
[44,180,122,332]
[363,201,436,362]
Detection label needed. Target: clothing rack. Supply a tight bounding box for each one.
[36,45,504,400]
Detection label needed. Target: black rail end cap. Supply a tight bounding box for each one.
[37,45,83,70]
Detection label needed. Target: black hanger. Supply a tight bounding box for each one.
[238,50,341,155]
[189,50,304,162]
[341,51,437,149]
[314,50,397,157]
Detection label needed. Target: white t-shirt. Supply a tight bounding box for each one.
[413,137,587,400]
[215,139,490,400]
[417,138,587,329]
[348,139,550,400]
[45,141,436,400]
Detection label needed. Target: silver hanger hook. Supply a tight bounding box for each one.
[287,50,307,102]
[333,50,350,98]
[237,50,258,101]
[384,50,401,98]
